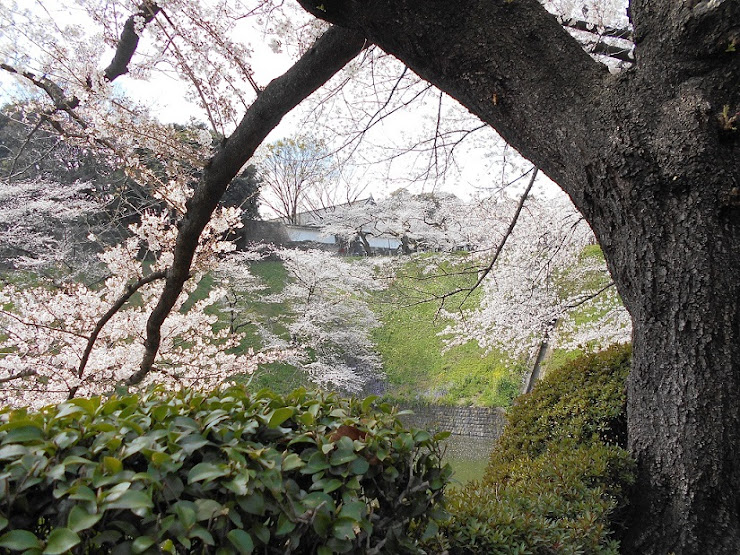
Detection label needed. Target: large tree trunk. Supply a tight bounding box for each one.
[296,0,740,551]
[621,193,740,551]
[578,38,740,551]
[589,141,740,550]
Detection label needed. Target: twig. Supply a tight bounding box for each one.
[69,270,167,397]
[0,370,37,384]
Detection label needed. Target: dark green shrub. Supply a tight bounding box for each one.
[428,344,635,554]
[0,387,451,554]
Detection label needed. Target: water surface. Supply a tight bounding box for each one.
[441,434,496,486]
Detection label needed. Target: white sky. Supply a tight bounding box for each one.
[0,0,563,206]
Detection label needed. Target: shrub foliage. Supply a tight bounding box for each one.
[430,344,635,554]
[0,387,451,554]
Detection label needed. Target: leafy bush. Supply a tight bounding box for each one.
[0,387,451,554]
[427,344,635,554]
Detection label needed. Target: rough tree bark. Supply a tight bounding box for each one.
[291,1,740,553]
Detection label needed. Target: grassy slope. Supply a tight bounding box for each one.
[182,260,315,395]
[371,257,524,407]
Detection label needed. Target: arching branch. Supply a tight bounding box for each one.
[130,26,367,384]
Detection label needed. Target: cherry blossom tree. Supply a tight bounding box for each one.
[0,180,101,273]
[218,247,385,393]
[0,180,289,407]
[1,0,738,548]
[439,193,631,362]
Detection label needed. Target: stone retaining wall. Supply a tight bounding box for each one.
[399,404,507,439]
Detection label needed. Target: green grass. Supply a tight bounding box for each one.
[371,257,524,407]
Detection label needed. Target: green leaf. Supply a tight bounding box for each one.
[338,501,365,522]
[227,530,254,554]
[174,502,197,529]
[103,456,123,474]
[195,499,223,521]
[302,492,334,511]
[102,490,153,511]
[150,451,171,467]
[301,452,330,474]
[321,479,343,493]
[67,505,103,533]
[312,511,332,537]
[330,448,357,466]
[132,536,156,554]
[41,528,80,555]
[53,404,85,420]
[267,407,294,428]
[281,453,304,472]
[413,430,432,443]
[361,395,378,412]
[0,444,28,460]
[52,432,78,449]
[1,425,44,444]
[349,457,369,475]
[0,530,42,551]
[68,485,96,503]
[189,526,215,546]
[275,513,296,536]
[188,462,229,484]
[238,492,264,515]
[0,515,8,532]
[250,523,270,545]
[421,519,439,541]
[332,518,357,541]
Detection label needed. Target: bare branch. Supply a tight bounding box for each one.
[459,167,538,305]
[565,280,616,310]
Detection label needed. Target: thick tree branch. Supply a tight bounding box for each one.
[104,1,162,81]
[130,26,367,384]
[297,0,607,198]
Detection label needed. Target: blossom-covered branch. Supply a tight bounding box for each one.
[135,25,366,383]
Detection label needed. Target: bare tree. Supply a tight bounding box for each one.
[257,136,334,223]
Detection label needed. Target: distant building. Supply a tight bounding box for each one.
[256,197,402,255]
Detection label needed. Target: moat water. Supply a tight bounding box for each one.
[441,434,495,486]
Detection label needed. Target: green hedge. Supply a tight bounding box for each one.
[427,344,635,554]
[0,387,451,554]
